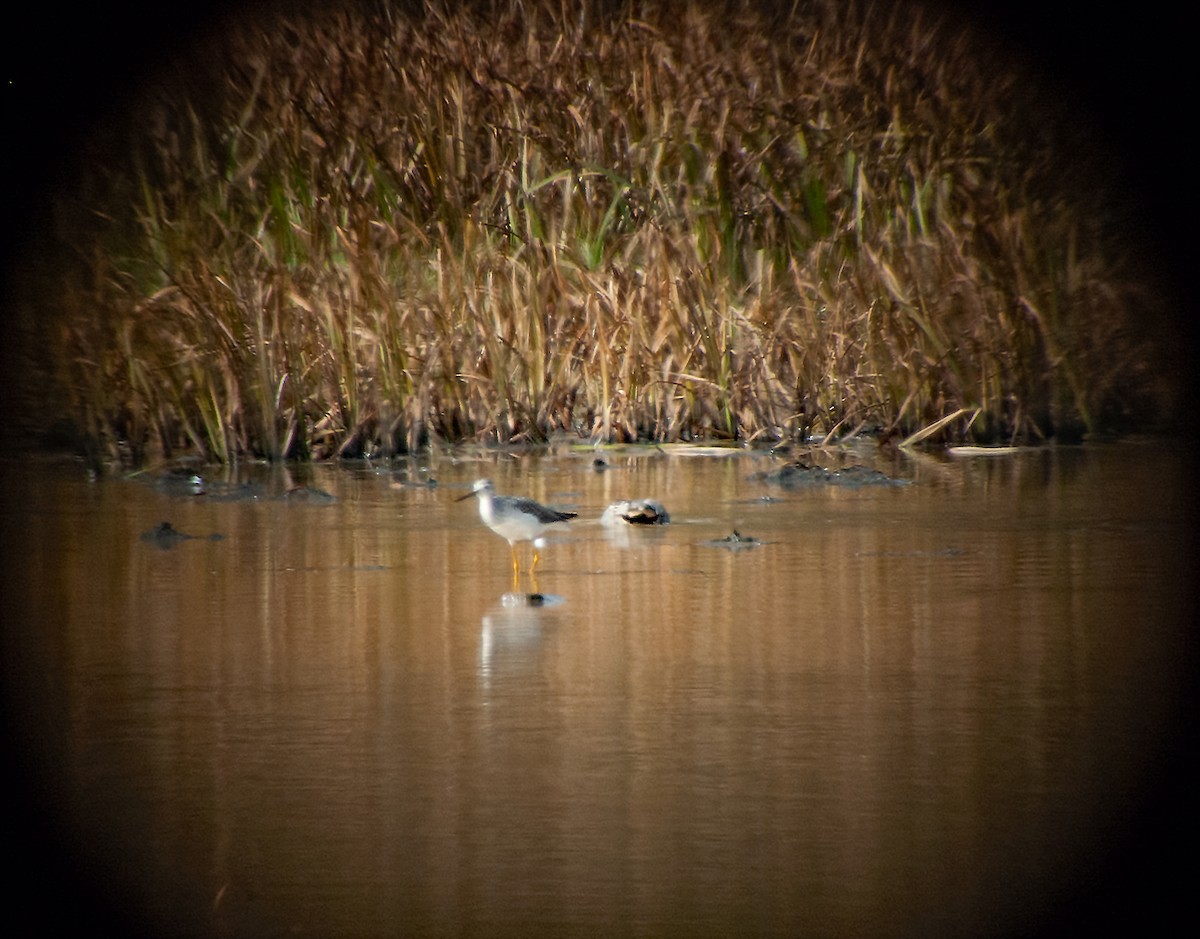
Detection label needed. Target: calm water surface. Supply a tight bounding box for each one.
[2,442,1193,937]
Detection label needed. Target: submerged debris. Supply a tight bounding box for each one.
[701,529,764,551]
[600,499,671,526]
[139,521,224,549]
[750,462,908,489]
[204,481,267,501]
[143,468,270,501]
[154,468,206,496]
[392,475,438,489]
[280,485,337,503]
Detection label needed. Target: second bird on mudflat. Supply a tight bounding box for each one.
[456,478,577,576]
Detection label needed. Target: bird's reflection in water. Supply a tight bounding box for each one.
[478,591,565,682]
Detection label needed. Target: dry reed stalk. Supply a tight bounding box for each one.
[16,0,1164,465]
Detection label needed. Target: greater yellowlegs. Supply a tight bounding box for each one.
[456,478,577,576]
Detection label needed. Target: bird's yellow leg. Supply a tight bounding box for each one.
[530,549,541,576]
[511,547,520,577]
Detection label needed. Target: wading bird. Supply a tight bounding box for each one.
[456,478,577,577]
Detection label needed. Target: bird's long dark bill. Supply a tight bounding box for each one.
[454,491,476,502]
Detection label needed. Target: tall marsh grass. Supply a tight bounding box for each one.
[16,0,1169,463]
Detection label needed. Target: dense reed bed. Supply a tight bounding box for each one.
[10,0,1172,463]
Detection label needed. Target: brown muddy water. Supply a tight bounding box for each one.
[1,441,1194,938]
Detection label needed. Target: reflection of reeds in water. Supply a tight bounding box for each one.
[27,0,1165,465]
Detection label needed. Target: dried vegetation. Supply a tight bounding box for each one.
[15,0,1168,464]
